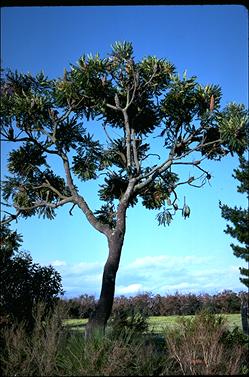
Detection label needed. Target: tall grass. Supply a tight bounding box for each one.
[0,302,66,376]
[1,305,248,376]
[164,311,248,375]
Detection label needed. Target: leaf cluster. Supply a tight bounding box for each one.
[1,70,54,134]
[140,171,178,209]
[94,204,117,228]
[2,157,70,220]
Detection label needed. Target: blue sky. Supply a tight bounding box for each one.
[1,5,248,298]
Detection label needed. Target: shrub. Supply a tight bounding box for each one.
[108,307,149,342]
[1,303,248,376]
[0,302,67,376]
[0,224,63,331]
[164,310,248,375]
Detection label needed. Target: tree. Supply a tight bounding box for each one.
[220,156,249,287]
[0,42,248,335]
[220,156,249,334]
[0,224,63,329]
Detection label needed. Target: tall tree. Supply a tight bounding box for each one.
[0,42,248,335]
[220,156,249,288]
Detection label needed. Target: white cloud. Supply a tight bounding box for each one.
[49,255,245,298]
[69,262,103,274]
[158,282,199,291]
[51,259,66,267]
[116,284,143,295]
[127,255,210,270]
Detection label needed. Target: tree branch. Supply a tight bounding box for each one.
[16,197,74,211]
[0,210,22,225]
[106,103,119,111]
[32,182,68,200]
[124,69,138,110]
[131,128,140,174]
[60,152,111,237]
[134,158,173,192]
[122,109,132,172]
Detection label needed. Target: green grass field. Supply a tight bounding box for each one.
[64,313,242,333]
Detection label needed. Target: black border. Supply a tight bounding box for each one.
[1,0,248,8]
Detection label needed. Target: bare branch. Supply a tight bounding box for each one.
[76,195,111,237]
[174,138,222,161]
[103,124,114,144]
[122,109,132,171]
[124,68,138,110]
[106,103,119,111]
[61,153,78,197]
[175,172,210,189]
[134,158,173,192]
[131,128,140,174]
[69,203,76,216]
[0,210,21,225]
[14,197,74,212]
[141,153,161,162]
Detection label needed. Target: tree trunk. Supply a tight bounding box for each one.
[85,231,124,338]
[241,296,249,336]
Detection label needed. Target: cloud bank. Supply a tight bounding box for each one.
[51,254,245,298]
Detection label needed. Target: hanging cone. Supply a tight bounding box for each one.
[209,95,215,112]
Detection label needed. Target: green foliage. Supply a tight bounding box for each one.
[94,204,117,228]
[218,103,249,156]
[1,40,248,227]
[0,224,63,329]
[141,171,178,210]
[8,143,47,177]
[108,308,149,342]
[72,133,104,181]
[220,156,249,287]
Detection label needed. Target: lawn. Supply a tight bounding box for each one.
[148,313,242,333]
[64,313,242,333]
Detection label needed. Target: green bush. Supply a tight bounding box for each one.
[108,308,149,342]
[0,224,63,331]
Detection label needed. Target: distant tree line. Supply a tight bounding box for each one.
[62,290,248,319]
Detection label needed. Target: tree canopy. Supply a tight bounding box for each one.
[1,42,248,227]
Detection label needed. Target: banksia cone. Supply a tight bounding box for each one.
[209,94,215,112]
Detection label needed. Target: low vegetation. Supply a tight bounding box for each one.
[64,313,242,334]
[1,303,248,376]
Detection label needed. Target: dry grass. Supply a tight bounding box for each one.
[164,311,248,375]
[1,307,248,376]
[0,303,66,376]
